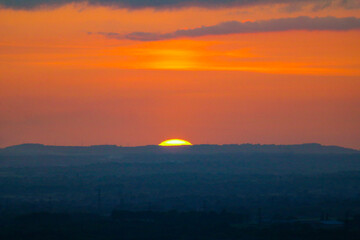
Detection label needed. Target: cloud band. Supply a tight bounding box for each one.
[96,16,360,41]
[0,0,359,10]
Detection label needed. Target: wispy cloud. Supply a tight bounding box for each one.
[0,0,359,10]
[96,16,360,41]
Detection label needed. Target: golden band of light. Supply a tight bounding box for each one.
[159,139,193,146]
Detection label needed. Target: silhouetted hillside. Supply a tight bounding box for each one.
[1,143,360,234]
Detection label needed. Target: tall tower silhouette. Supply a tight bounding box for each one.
[97,188,102,213]
[258,208,262,225]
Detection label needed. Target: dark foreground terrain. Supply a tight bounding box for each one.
[0,143,360,239]
[1,210,360,240]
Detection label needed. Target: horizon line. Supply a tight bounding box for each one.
[1,142,359,151]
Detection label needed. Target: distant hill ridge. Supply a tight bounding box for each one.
[0,143,358,156]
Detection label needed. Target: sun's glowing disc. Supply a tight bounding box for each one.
[159,139,192,146]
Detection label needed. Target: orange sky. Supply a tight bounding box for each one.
[0,2,359,148]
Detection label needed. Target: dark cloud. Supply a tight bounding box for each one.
[0,0,359,10]
[98,16,360,41]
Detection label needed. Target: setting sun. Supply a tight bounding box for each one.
[159,139,193,146]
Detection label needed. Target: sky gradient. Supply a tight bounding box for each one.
[0,1,359,148]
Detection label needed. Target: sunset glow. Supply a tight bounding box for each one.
[1,1,360,235]
[159,139,193,146]
[0,1,359,148]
